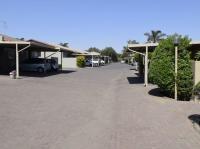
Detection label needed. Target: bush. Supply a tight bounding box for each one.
[149,35,193,100]
[77,56,85,68]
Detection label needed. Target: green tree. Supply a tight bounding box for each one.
[149,35,193,100]
[144,30,166,43]
[121,40,138,59]
[59,42,69,47]
[87,47,101,53]
[121,46,130,59]
[127,40,139,44]
[101,47,118,62]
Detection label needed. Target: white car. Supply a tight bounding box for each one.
[121,60,125,63]
[85,59,99,67]
[100,60,105,65]
[91,59,99,67]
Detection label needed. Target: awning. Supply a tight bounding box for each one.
[73,51,100,56]
[127,41,200,53]
[28,39,57,51]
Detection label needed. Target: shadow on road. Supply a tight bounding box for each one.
[148,88,165,97]
[21,70,76,78]
[188,114,200,126]
[127,77,144,84]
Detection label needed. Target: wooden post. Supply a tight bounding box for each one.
[16,44,19,78]
[175,46,178,100]
[144,46,148,87]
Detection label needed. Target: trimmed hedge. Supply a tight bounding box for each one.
[149,35,193,100]
[77,56,85,68]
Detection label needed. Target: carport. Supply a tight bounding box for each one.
[17,39,60,78]
[127,43,158,87]
[128,41,200,87]
[102,56,110,64]
[0,37,62,78]
[22,39,81,77]
[88,52,101,67]
[0,40,31,77]
[74,51,101,67]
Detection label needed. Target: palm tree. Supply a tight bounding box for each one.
[144,30,166,43]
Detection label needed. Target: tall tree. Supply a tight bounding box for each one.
[101,47,118,62]
[121,46,130,58]
[121,40,138,58]
[144,30,166,43]
[87,47,101,53]
[127,40,139,44]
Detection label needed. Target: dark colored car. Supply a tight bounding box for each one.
[20,58,51,73]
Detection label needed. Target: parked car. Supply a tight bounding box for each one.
[20,58,51,73]
[100,60,105,65]
[85,59,91,66]
[47,59,59,71]
[91,59,99,67]
[85,59,100,67]
[121,60,125,63]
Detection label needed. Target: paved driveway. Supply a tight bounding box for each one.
[0,63,200,149]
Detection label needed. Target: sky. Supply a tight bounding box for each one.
[0,0,200,52]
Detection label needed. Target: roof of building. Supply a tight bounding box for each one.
[127,41,200,53]
[0,34,29,45]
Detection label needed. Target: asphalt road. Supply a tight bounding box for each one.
[0,63,200,149]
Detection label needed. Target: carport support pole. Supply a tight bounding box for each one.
[92,55,94,67]
[175,46,178,100]
[61,51,63,70]
[16,44,19,78]
[144,46,148,87]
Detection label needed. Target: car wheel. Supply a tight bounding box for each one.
[53,68,58,72]
[37,67,44,73]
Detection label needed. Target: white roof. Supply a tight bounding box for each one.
[128,43,158,48]
[87,51,101,56]
[128,41,200,48]
[0,40,30,45]
[190,41,200,45]
[55,44,85,54]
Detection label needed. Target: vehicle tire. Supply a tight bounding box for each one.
[37,67,44,73]
[53,68,58,72]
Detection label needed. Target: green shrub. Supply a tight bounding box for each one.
[149,35,193,100]
[134,53,140,62]
[77,56,85,68]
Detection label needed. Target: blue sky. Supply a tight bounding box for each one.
[0,0,200,52]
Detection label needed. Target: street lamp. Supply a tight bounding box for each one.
[173,36,180,100]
